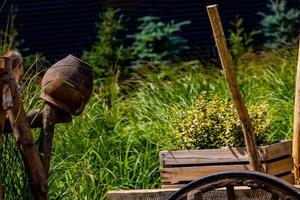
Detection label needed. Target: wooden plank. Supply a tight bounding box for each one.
[160,157,293,186]
[108,187,272,200]
[265,140,292,161]
[162,173,295,189]
[187,189,203,200]
[160,164,267,184]
[108,189,177,200]
[160,141,291,167]
[266,157,293,176]
[161,184,185,189]
[160,147,265,167]
[278,173,294,184]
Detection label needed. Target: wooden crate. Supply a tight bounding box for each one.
[108,187,280,200]
[160,140,293,188]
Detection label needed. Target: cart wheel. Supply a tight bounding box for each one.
[168,171,300,200]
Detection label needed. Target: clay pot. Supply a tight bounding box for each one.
[40,55,93,115]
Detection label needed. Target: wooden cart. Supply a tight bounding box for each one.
[109,4,300,200]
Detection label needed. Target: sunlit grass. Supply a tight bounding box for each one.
[0,47,298,199]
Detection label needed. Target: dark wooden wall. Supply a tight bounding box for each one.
[0,0,299,62]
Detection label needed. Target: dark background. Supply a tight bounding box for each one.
[0,0,299,62]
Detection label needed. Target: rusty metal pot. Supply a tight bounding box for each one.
[40,54,93,115]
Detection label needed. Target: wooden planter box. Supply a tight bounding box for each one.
[160,140,293,188]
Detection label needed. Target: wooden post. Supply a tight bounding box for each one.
[293,35,300,184]
[1,57,48,200]
[206,5,262,172]
[2,109,72,134]
[38,103,58,177]
[0,61,5,200]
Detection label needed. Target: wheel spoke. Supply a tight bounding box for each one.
[226,185,236,200]
[187,189,203,200]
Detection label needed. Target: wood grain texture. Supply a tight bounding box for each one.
[293,35,300,184]
[108,187,273,200]
[38,103,57,178]
[207,4,262,172]
[161,165,265,184]
[160,141,293,187]
[108,189,177,200]
[1,57,48,200]
[0,66,5,200]
[160,141,291,167]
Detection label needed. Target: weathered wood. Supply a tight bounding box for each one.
[0,67,5,200]
[1,109,72,134]
[187,189,203,200]
[108,189,178,200]
[160,148,256,166]
[161,164,264,184]
[266,157,292,175]
[160,141,293,187]
[1,57,48,200]
[293,34,300,184]
[160,164,292,186]
[279,173,294,184]
[161,184,185,189]
[108,187,273,200]
[160,141,292,167]
[207,5,262,172]
[265,140,292,161]
[38,103,57,177]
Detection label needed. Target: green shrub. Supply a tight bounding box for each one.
[128,16,190,66]
[173,93,272,149]
[0,7,19,54]
[82,8,131,77]
[228,17,259,60]
[258,0,300,49]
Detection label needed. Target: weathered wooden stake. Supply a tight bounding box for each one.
[1,57,48,200]
[207,5,262,172]
[0,62,5,200]
[38,103,58,177]
[293,35,300,184]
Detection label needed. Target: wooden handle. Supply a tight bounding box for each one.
[207,5,262,172]
[293,36,300,184]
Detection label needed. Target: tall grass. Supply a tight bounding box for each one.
[43,48,297,199]
[0,47,298,199]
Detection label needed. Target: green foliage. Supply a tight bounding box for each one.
[22,53,48,72]
[82,8,131,77]
[0,7,19,54]
[129,16,190,66]
[172,93,272,149]
[258,0,300,49]
[3,47,297,199]
[228,17,259,60]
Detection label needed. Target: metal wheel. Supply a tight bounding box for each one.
[168,171,300,200]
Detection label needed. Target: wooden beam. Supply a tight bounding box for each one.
[1,57,48,200]
[38,103,58,177]
[206,5,262,172]
[2,109,72,134]
[293,35,300,184]
[0,61,5,200]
